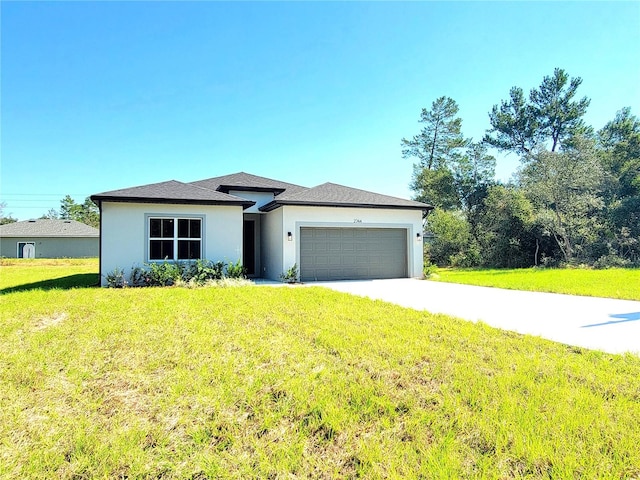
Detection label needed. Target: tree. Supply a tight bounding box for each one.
[402,97,470,209]
[484,87,540,155]
[519,138,604,263]
[474,185,540,268]
[77,197,100,228]
[402,96,467,170]
[0,202,18,225]
[598,107,640,198]
[41,195,99,228]
[40,209,59,220]
[425,209,478,267]
[453,142,496,212]
[410,165,459,210]
[530,68,591,152]
[59,195,78,220]
[598,107,640,262]
[485,68,590,156]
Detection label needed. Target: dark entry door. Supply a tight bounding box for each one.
[243,220,255,276]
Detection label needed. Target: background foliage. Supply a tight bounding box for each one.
[404,68,639,268]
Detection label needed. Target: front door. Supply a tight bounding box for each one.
[243,220,255,276]
[19,242,36,259]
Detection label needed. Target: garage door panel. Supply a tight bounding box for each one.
[356,255,370,265]
[300,227,408,281]
[342,256,355,266]
[314,256,329,266]
[314,269,329,280]
[328,241,342,251]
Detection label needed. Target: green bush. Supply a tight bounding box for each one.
[449,243,481,268]
[225,260,245,279]
[104,267,127,288]
[106,259,246,288]
[182,259,225,284]
[593,254,631,269]
[427,210,478,267]
[280,263,299,283]
[423,260,436,278]
[129,266,148,287]
[145,261,182,287]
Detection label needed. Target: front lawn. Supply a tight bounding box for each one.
[430,267,640,300]
[1,260,639,478]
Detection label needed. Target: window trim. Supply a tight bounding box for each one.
[145,214,205,262]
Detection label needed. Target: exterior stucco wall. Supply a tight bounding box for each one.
[280,206,424,280]
[228,190,274,213]
[99,202,244,285]
[260,208,283,280]
[0,237,99,258]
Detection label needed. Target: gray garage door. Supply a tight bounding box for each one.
[300,227,407,281]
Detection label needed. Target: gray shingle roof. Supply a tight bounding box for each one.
[190,172,308,196]
[260,182,432,211]
[0,219,99,238]
[91,173,432,212]
[91,180,255,208]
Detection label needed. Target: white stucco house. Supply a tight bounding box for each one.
[90,172,432,285]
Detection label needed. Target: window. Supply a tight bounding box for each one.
[149,217,202,261]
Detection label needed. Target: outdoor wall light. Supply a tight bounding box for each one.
[287,232,293,241]
[416,232,422,242]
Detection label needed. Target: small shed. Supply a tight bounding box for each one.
[0,219,99,258]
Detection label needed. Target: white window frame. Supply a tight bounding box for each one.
[146,215,204,262]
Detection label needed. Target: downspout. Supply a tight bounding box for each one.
[97,202,102,286]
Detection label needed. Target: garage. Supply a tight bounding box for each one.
[300,227,408,281]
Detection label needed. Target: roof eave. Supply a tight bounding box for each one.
[91,196,256,209]
[259,200,433,212]
[216,185,286,195]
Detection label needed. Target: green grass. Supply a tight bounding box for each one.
[430,267,640,300]
[0,258,99,292]
[1,260,640,478]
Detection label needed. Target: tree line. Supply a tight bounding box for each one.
[41,195,100,228]
[403,68,639,268]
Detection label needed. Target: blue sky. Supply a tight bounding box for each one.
[2,1,639,220]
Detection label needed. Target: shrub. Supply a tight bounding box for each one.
[145,261,182,287]
[225,260,245,279]
[129,266,148,287]
[106,259,248,288]
[182,259,225,284]
[449,242,481,268]
[104,267,127,288]
[423,260,436,279]
[593,254,631,269]
[280,263,299,283]
[427,209,479,267]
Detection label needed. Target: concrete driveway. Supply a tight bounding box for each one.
[306,278,640,355]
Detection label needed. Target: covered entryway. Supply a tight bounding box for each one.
[243,213,262,277]
[300,227,407,281]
